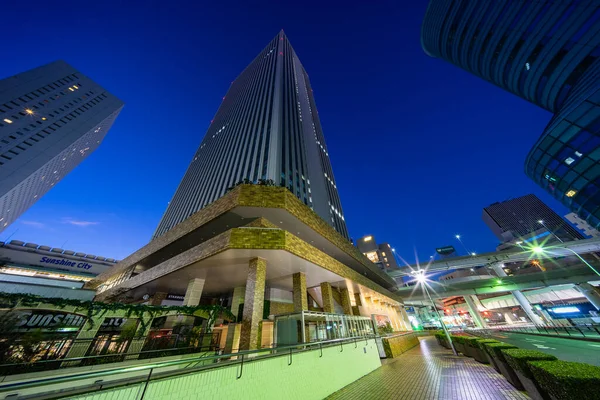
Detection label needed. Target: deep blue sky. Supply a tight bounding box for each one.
[2,1,561,263]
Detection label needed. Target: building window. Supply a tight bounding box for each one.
[3,118,12,124]
[566,190,577,197]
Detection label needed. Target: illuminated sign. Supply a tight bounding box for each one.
[14,310,86,330]
[550,306,580,314]
[40,256,93,270]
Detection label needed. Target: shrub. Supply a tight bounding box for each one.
[483,342,517,360]
[474,339,499,349]
[501,349,557,379]
[461,337,481,347]
[450,335,465,344]
[529,360,600,400]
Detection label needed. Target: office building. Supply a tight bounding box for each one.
[355,235,400,271]
[0,61,123,232]
[153,31,348,239]
[483,194,584,243]
[422,0,600,229]
[565,212,600,237]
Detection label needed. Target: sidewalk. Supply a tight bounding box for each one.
[326,337,529,400]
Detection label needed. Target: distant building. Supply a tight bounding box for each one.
[483,194,584,244]
[355,235,399,271]
[565,212,600,238]
[0,61,123,232]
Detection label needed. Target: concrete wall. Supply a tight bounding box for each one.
[66,339,381,400]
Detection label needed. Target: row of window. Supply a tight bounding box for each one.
[0,93,108,164]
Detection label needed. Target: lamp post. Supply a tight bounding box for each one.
[537,220,564,243]
[413,270,457,355]
[533,246,600,277]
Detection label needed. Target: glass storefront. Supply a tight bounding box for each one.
[273,311,375,346]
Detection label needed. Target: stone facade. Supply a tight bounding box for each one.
[292,272,308,312]
[321,282,335,313]
[269,301,294,316]
[239,257,266,350]
[340,288,352,315]
[183,278,205,306]
[381,333,420,358]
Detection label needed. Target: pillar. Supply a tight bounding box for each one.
[340,287,352,315]
[464,295,487,328]
[576,282,600,310]
[239,257,266,350]
[183,278,205,307]
[492,263,544,325]
[125,319,153,360]
[503,312,515,324]
[150,292,167,306]
[320,282,335,313]
[231,286,246,320]
[224,324,242,354]
[292,272,308,312]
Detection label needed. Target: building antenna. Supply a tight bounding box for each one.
[2,229,19,244]
[60,240,68,248]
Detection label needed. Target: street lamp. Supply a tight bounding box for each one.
[533,246,600,277]
[455,234,473,256]
[537,220,564,243]
[413,270,458,356]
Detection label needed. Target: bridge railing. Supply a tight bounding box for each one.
[465,323,600,339]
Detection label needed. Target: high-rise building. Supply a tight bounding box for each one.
[483,194,584,243]
[355,235,399,271]
[422,1,600,229]
[153,31,348,239]
[0,61,123,232]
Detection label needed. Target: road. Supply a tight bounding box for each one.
[485,331,600,366]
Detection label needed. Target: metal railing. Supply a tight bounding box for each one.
[0,332,220,376]
[466,323,600,340]
[0,335,378,400]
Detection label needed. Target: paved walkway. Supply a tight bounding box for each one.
[327,337,529,400]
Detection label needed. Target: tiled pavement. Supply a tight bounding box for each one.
[327,336,530,400]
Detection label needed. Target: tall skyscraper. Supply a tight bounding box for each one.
[0,61,123,232]
[483,194,584,243]
[422,1,600,229]
[154,31,349,239]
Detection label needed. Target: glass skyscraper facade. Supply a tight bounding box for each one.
[0,61,123,232]
[422,0,600,229]
[154,31,349,239]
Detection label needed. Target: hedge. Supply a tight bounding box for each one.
[501,349,557,379]
[529,360,600,400]
[474,339,500,349]
[482,342,518,360]
[461,336,481,347]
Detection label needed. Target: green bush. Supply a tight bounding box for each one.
[483,342,517,360]
[501,349,557,379]
[474,339,499,349]
[461,336,481,347]
[450,335,465,344]
[529,360,600,400]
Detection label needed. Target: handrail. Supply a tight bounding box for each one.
[0,335,378,395]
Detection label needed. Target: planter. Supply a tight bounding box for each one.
[496,357,524,390]
[513,368,549,400]
[484,343,522,389]
[529,360,600,400]
[502,349,557,400]
[454,341,466,355]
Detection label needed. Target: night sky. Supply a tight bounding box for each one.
[2,1,559,263]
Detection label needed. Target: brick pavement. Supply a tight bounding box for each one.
[327,336,530,400]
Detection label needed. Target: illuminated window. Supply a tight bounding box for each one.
[381,252,386,256]
[41,117,47,121]
[3,118,12,124]
[565,157,575,165]
[575,151,583,157]
[566,189,577,197]
[363,236,372,242]
[365,251,380,263]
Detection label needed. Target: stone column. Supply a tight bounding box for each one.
[292,272,308,312]
[491,263,544,325]
[231,286,246,320]
[340,287,352,315]
[183,278,205,307]
[464,295,487,328]
[150,292,168,306]
[125,318,153,360]
[576,282,600,310]
[320,282,335,313]
[224,324,242,354]
[239,257,266,351]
